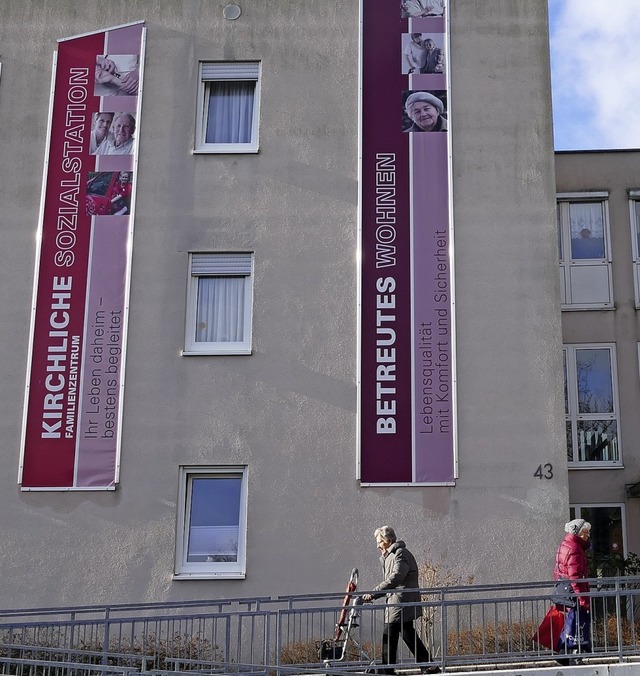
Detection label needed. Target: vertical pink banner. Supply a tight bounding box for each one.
[360,1,413,483]
[359,2,455,484]
[21,23,144,489]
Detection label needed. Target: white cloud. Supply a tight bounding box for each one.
[550,0,640,149]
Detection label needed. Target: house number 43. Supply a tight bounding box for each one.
[534,463,553,479]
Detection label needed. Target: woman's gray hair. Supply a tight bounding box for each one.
[374,525,397,544]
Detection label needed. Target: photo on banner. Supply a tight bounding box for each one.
[402,90,448,132]
[86,171,133,216]
[400,0,446,18]
[401,33,446,75]
[94,54,140,97]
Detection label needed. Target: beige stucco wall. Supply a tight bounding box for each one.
[0,0,565,609]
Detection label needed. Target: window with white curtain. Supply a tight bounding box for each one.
[563,344,621,467]
[174,465,248,579]
[557,193,613,309]
[184,253,254,355]
[194,62,260,153]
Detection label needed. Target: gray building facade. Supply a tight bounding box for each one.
[556,150,640,568]
[0,0,565,608]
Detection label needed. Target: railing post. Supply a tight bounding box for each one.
[439,589,446,670]
[263,609,272,676]
[102,607,110,668]
[615,577,623,663]
[275,609,282,676]
[69,611,75,655]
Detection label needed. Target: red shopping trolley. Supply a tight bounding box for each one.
[317,568,371,666]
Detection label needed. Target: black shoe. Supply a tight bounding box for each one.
[555,657,570,666]
[421,667,441,674]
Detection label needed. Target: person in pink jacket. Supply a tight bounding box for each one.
[554,519,592,662]
[554,518,591,606]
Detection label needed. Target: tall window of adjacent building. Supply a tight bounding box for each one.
[564,344,621,467]
[628,191,640,308]
[557,193,613,309]
[184,253,254,355]
[194,62,261,153]
[175,466,248,579]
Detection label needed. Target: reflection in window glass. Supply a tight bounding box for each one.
[558,197,612,308]
[563,351,568,415]
[187,477,241,563]
[576,420,618,462]
[564,345,620,465]
[635,202,640,254]
[557,205,563,261]
[572,505,624,559]
[569,202,605,259]
[576,348,613,413]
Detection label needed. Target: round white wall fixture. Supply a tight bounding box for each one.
[223,4,242,20]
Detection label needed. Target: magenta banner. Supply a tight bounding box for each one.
[359,1,456,484]
[20,23,145,489]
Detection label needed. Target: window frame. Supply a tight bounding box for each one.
[183,252,254,356]
[557,192,613,310]
[628,191,640,308]
[564,343,622,469]
[174,465,248,580]
[194,61,261,154]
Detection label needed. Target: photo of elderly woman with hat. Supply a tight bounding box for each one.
[403,91,447,132]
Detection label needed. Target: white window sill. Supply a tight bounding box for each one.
[561,304,615,311]
[193,146,259,155]
[173,572,246,580]
[182,348,252,356]
[568,462,623,470]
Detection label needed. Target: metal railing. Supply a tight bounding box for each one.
[0,576,639,675]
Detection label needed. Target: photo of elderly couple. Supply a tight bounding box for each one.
[89,112,136,155]
[402,33,445,75]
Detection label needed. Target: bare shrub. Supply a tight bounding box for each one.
[592,614,640,648]
[445,619,537,656]
[0,629,223,670]
[419,558,474,649]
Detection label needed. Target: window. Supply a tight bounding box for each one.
[570,504,627,565]
[194,62,260,153]
[628,192,640,308]
[557,193,613,309]
[184,253,254,355]
[564,344,621,467]
[175,466,248,579]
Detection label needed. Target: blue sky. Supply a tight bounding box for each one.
[549,0,640,150]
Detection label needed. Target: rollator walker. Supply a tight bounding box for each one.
[317,568,372,668]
